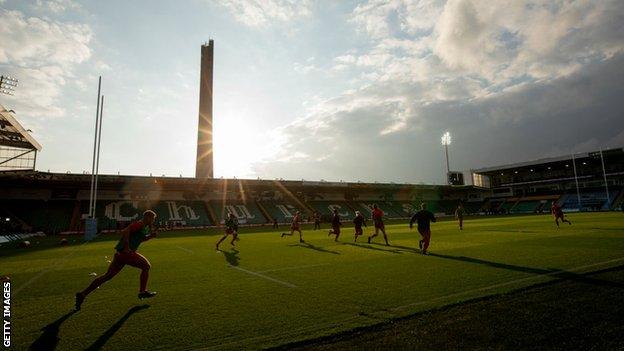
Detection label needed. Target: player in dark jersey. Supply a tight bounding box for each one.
[455,203,465,230]
[367,204,389,246]
[216,212,239,251]
[327,209,342,241]
[353,211,366,242]
[75,210,158,310]
[281,211,304,243]
[410,203,437,255]
[551,201,571,227]
[313,212,321,230]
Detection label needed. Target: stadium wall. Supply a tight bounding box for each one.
[0,171,487,234]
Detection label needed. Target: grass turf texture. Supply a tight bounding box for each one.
[1,212,623,350]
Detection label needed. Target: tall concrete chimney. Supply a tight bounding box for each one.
[196,40,214,179]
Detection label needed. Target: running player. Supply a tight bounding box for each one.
[367,204,389,246]
[455,203,465,230]
[410,203,437,255]
[281,211,304,243]
[551,201,571,227]
[313,212,321,230]
[216,212,239,251]
[353,211,366,242]
[327,209,341,241]
[75,210,158,310]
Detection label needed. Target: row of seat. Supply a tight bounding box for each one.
[1,199,478,233]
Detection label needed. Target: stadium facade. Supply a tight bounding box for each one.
[472,147,624,214]
[0,171,485,234]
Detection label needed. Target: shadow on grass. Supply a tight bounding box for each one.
[368,242,423,254]
[428,253,624,288]
[268,263,624,351]
[480,229,538,233]
[30,310,77,351]
[344,242,402,254]
[288,242,340,255]
[221,248,240,266]
[84,304,150,351]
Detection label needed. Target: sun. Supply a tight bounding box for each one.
[212,114,275,179]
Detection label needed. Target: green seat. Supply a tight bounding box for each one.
[260,201,306,223]
[209,201,267,225]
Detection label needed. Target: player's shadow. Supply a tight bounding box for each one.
[289,242,340,255]
[84,304,150,351]
[480,229,538,233]
[428,253,624,288]
[30,310,77,351]
[221,248,240,266]
[344,242,402,254]
[370,242,421,254]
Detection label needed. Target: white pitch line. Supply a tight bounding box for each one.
[391,256,624,312]
[175,245,194,254]
[228,265,297,288]
[257,263,330,273]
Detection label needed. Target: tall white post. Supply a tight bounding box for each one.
[88,76,102,218]
[93,96,104,217]
[599,149,610,208]
[571,153,581,210]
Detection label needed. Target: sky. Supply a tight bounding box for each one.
[0,0,623,184]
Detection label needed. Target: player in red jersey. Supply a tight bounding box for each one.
[367,204,389,246]
[327,209,342,241]
[551,201,571,227]
[410,203,437,255]
[281,211,304,243]
[75,210,158,310]
[353,211,366,242]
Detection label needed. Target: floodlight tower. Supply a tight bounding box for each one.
[0,75,18,96]
[196,40,214,179]
[441,132,451,183]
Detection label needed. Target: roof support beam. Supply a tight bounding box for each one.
[0,148,34,166]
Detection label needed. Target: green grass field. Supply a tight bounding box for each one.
[2,212,623,350]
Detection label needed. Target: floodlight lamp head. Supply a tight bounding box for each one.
[441,131,452,146]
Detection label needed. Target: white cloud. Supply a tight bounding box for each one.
[0,9,92,118]
[324,0,624,122]
[215,0,314,27]
[434,0,624,82]
[350,0,444,39]
[33,0,82,14]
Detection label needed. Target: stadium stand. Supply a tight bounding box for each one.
[1,147,622,236]
[307,201,354,221]
[462,201,483,214]
[78,200,213,231]
[559,187,622,211]
[259,201,307,223]
[472,147,624,212]
[380,201,416,218]
[0,200,74,234]
[509,200,541,214]
[208,200,266,225]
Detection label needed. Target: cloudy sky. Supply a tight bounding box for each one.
[0,0,623,184]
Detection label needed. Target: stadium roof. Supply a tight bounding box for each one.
[0,103,42,150]
[472,147,624,174]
